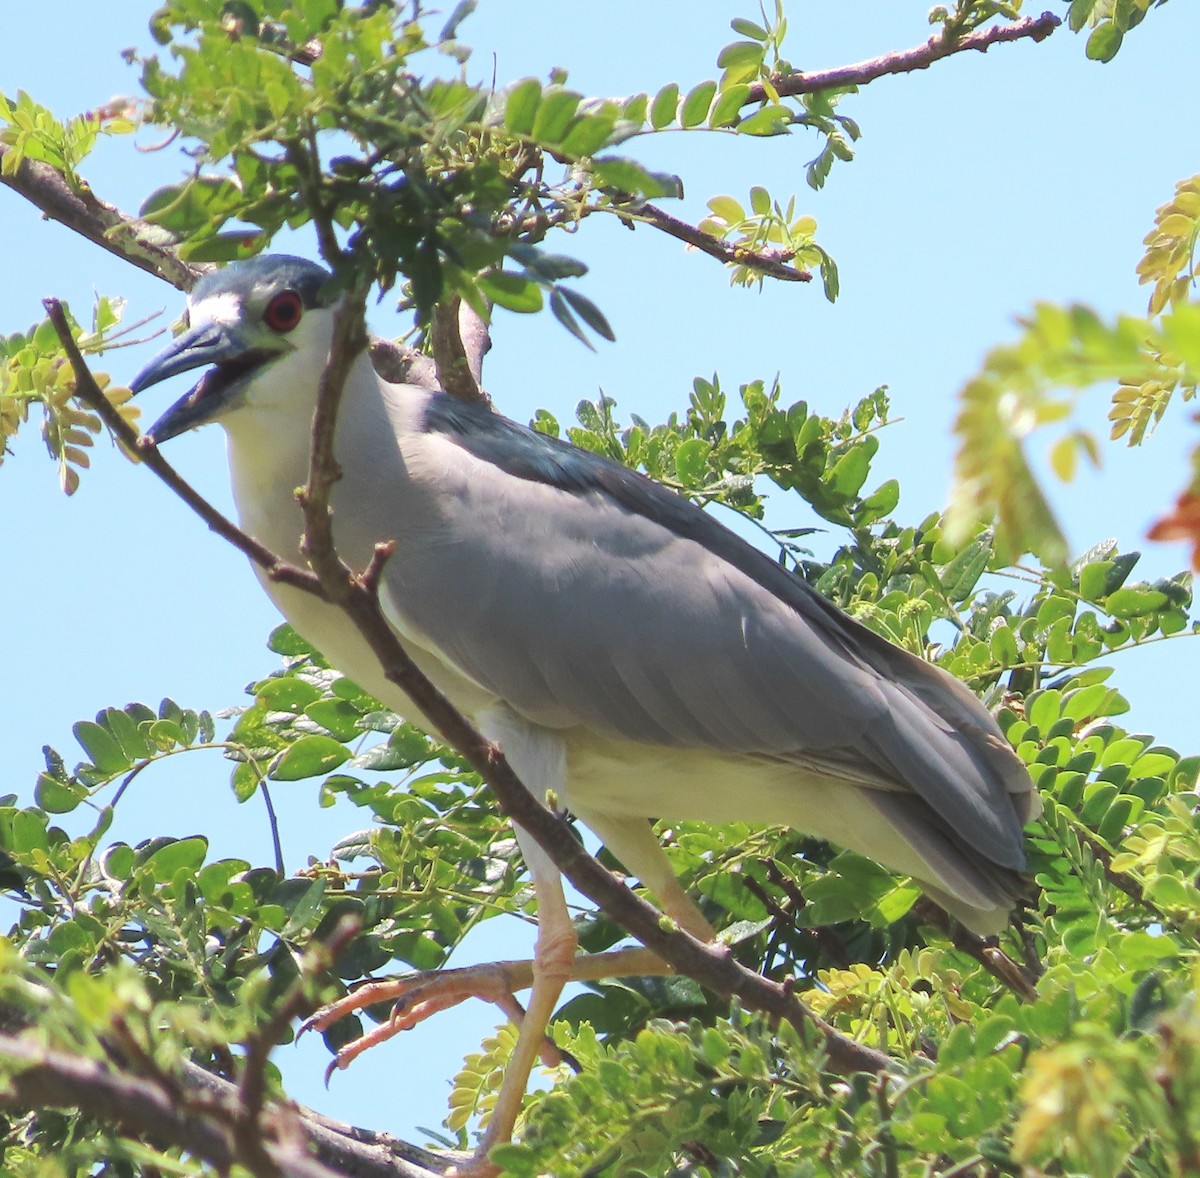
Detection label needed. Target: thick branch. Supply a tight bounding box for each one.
[749,11,1060,102]
[430,296,491,403]
[368,337,439,389]
[0,1029,448,1178]
[0,1036,330,1178]
[2,144,202,290]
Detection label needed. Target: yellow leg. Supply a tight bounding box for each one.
[468,825,577,1170]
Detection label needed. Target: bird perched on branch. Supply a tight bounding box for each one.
[132,253,1038,1168]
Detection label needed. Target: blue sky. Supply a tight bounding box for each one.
[2,0,1199,1142]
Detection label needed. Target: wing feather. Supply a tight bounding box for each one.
[347,389,1035,894]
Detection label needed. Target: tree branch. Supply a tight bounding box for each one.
[2,144,203,290]
[612,202,812,283]
[748,11,1060,102]
[430,295,492,403]
[0,1027,455,1178]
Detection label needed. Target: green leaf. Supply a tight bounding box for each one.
[938,537,989,601]
[1085,23,1123,62]
[590,156,682,200]
[680,80,717,128]
[649,83,679,130]
[716,41,764,83]
[270,735,351,781]
[504,77,541,134]
[707,194,745,223]
[180,233,266,263]
[35,773,87,814]
[556,286,614,342]
[1028,690,1062,733]
[530,89,581,145]
[231,760,262,802]
[102,708,151,761]
[730,17,769,40]
[281,877,328,937]
[268,624,319,656]
[256,676,322,711]
[479,270,543,313]
[305,699,365,741]
[143,837,208,882]
[856,479,900,525]
[10,810,49,854]
[1077,560,1111,602]
[737,106,791,136]
[557,108,617,157]
[828,446,870,498]
[673,437,710,485]
[1105,587,1169,617]
[548,287,594,350]
[72,721,129,775]
[989,624,1020,666]
[709,84,750,129]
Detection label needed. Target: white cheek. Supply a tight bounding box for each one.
[187,291,245,328]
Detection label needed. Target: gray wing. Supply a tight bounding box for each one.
[370,392,1034,868]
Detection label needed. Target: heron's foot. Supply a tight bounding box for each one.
[302,959,566,1077]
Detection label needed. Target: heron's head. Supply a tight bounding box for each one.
[131,255,337,445]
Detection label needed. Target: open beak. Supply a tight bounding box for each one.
[131,321,274,445]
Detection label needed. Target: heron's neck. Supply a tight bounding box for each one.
[221,347,378,563]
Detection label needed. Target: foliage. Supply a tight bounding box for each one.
[2,2,1198,1177]
[948,174,1200,568]
[0,297,139,493]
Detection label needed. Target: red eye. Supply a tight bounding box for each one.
[263,289,303,333]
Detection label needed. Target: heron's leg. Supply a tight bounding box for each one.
[470,826,575,1165]
[576,810,716,940]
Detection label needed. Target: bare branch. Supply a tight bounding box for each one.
[4,145,202,291]
[613,202,811,283]
[430,295,491,403]
[749,11,1060,102]
[178,1058,460,1177]
[0,1027,450,1178]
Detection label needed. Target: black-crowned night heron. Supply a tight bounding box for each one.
[131,254,1039,1166]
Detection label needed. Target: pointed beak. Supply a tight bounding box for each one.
[131,321,273,445]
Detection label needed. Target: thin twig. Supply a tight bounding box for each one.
[747,11,1061,102]
[260,781,286,881]
[238,916,361,1125]
[911,898,1038,1002]
[610,202,812,283]
[43,298,322,600]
